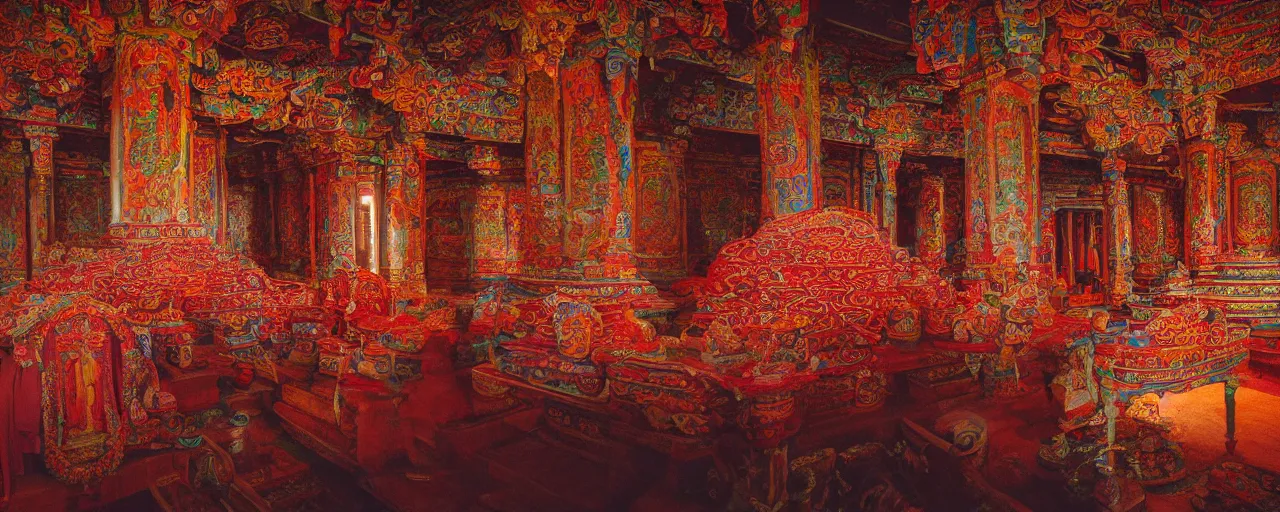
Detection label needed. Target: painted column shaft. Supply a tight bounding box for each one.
[190,124,224,242]
[23,125,56,269]
[559,39,640,279]
[1184,135,1227,268]
[633,140,686,282]
[757,36,821,220]
[961,77,1041,275]
[317,162,358,279]
[1102,154,1134,306]
[877,148,903,238]
[522,70,565,275]
[917,175,946,265]
[111,31,194,230]
[384,141,425,294]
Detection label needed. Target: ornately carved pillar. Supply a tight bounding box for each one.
[317,159,359,278]
[109,30,198,238]
[961,75,1041,276]
[957,72,1044,400]
[521,69,564,276]
[917,174,946,265]
[603,45,639,270]
[470,143,523,286]
[23,124,56,269]
[633,140,687,283]
[384,140,426,295]
[1184,131,1228,269]
[1102,153,1135,307]
[190,123,226,243]
[558,32,642,279]
[756,31,822,220]
[877,147,903,238]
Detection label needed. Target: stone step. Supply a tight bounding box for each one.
[281,382,340,426]
[274,401,358,470]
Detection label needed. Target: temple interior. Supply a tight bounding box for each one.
[3,1,1280,511]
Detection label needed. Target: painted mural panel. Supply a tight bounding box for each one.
[472,182,524,277]
[687,75,759,133]
[116,34,191,224]
[228,182,273,268]
[425,181,471,289]
[0,138,26,288]
[0,3,109,129]
[820,145,862,209]
[54,176,109,246]
[686,148,760,273]
[275,169,310,278]
[228,184,256,259]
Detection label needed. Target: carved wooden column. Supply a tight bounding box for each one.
[469,143,523,287]
[1182,97,1228,270]
[602,43,640,273]
[1038,192,1057,273]
[190,123,226,244]
[384,140,426,295]
[877,147,904,239]
[960,74,1041,277]
[633,140,687,284]
[109,30,199,239]
[522,69,564,276]
[1184,131,1229,269]
[957,71,1044,399]
[1102,153,1135,307]
[557,30,642,280]
[0,134,27,285]
[316,159,359,278]
[917,174,946,266]
[517,2,574,277]
[861,149,879,215]
[23,124,56,269]
[756,11,821,220]
[1226,121,1279,258]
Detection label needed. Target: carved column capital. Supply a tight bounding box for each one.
[1101,153,1127,180]
[22,124,58,176]
[1101,152,1135,307]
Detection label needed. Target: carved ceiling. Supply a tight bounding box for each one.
[0,0,1277,168]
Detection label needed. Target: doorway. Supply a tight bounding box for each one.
[355,189,378,273]
[1055,208,1105,301]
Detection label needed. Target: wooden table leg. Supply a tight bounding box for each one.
[1225,378,1239,455]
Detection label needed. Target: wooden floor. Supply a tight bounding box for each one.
[1144,373,1280,512]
